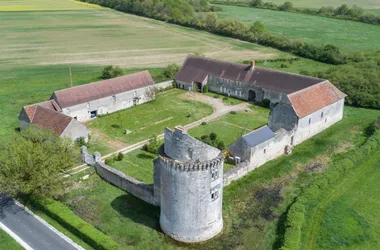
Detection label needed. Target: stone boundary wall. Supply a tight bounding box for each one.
[94,161,158,206]
[223,162,250,186]
[156,80,173,90]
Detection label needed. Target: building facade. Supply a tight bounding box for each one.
[51,71,155,121]
[153,126,224,242]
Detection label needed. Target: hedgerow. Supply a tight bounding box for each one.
[281,128,380,250]
[31,198,118,250]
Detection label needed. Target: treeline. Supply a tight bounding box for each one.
[304,51,380,110]
[80,0,346,65]
[212,0,380,26]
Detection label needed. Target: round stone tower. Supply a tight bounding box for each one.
[156,126,224,243]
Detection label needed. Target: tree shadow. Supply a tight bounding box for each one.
[110,194,160,231]
[272,200,294,249]
[137,153,155,159]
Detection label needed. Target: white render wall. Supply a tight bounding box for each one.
[60,119,89,142]
[294,99,344,145]
[59,86,153,121]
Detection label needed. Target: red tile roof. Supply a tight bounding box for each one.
[175,55,324,94]
[23,100,62,121]
[52,71,155,108]
[288,81,346,118]
[30,106,73,135]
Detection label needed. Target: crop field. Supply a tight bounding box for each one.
[0,0,100,11]
[61,106,380,249]
[216,4,380,52]
[0,2,283,71]
[213,0,380,9]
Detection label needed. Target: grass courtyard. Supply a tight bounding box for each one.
[216,4,380,52]
[87,89,214,144]
[60,106,380,249]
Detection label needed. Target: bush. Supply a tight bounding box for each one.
[230,111,237,114]
[105,157,114,166]
[30,198,118,250]
[116,152,124,161]
[101,65,123,79]
[214,95,219,98]
[223,97,229,101]
[203,85,209,92]
[75,137,87,147]
[164,64,180,79]
[217,141,226,150]
[146,134,161,154]
[210,132,217,141]
[201,121,207,125]
[262,98,271,108]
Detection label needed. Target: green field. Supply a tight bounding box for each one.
[213,0,380,9]
[87,90,214,144]
[60,106,380,249]
[299,148,380,249]
[216,4,380,52]
[0,229,23,250]
[0,0,100,11]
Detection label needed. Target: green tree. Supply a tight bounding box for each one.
[101,65,124,79]
[146,134,161,154]
[164,63,180,79]
[0,127,78,198]
[249,21,265,34]
[250,0,263,7]
[280,2,293,11]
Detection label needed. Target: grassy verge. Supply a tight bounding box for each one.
[281,130,380,249]
[0,229,23,250]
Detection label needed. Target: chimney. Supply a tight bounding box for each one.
[250,60,255,71]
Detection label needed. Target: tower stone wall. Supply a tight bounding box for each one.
[157,126,224,242]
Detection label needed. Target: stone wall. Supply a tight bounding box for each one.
[155,80,173,90]
[94,161,157,206]
[268,100,298,132]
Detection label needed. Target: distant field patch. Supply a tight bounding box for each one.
[0,7,283,70]
[214,0,380,9]
[216,4,380,52]
[0,0,100,11]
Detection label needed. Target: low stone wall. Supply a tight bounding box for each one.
[223,162,250,186]
[156,80,173,90]
[94,161,157,206]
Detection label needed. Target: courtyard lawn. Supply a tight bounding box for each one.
[110,149,156,184]
[61,106,380,249]
[204,92,243,105]
[87,89,214,144]
[216,4,380,52]
[0,229,23,250]
[189,106,269,146]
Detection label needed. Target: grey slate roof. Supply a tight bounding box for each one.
[175,55,324,94]
[243,126,275,147]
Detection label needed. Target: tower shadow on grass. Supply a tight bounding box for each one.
[110,194,160,231]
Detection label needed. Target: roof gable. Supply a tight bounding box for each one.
[288,81,346,118]
[53,70,155,108]
[175,55,324,94]
[22,100,62,121]
[31,106,72,135]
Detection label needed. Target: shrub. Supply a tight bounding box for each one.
[146,134,161,154]
[230,111,237,114]
[214,95,219,98]
[101,65,123,79]
[200,135,209,140]
[203,85,209,92]
[75,137,87,147]
[30,198,118,250]
[201,121,207,125]
[210,132,217,141]
[217,141,226,150]
[262,99,271,108]
[105,157,114,166]
[116,152,124,161]
[164,63,180,79]
[223,97,229,101]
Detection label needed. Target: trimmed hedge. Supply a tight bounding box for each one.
[31,198,118,250]
[281,131,380,249]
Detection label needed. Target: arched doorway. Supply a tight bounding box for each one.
[248,90,256,102]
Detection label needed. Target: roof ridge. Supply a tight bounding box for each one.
[288,80,329,97]
[187,54,248,68]
[243,125,269,137]
[53,70,152,94]
[254,66,325,82]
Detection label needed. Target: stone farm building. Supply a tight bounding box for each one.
[175,55,346,169]
[19,71,156,141]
